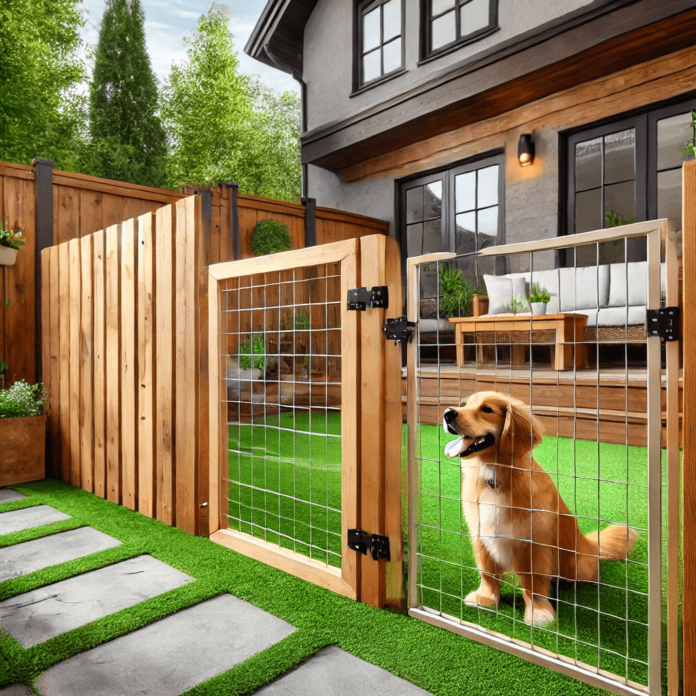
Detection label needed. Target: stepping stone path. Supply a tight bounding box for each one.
[0,505,70,535]
[256,647,430,695]
[0,489,429,695]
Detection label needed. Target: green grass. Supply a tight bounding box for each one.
[419,424,650,686]
[0,480,610,695]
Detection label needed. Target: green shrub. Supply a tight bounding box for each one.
[0,226,24,250]
[0,380,47,418]
[251,219,292,256]
[439,263,478,318]
[527,282,551,304]
[238,334,266,371]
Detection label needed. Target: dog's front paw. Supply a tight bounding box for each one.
[524,598,555,626]
[465,589,499,609]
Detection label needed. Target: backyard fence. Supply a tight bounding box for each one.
[40,191,388,537]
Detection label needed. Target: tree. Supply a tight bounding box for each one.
[87,0,167,187]
[162,7,301,201]
[0,0,86,169]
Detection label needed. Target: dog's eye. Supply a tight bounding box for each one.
[481,406,494,414]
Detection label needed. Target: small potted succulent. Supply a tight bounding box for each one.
[238,334,266,381]
[0,379,48,486]
[527,282,551,316]
[0,225,24,266]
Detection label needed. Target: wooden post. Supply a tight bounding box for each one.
[683,159,696,695]
[225,182,240,261]
[302,197,317,247]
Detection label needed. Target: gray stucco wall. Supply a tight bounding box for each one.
[303,0,595,132]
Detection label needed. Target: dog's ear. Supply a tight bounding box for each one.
[499,400,544,460]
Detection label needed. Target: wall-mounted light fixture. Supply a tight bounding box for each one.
[518,133,535,167]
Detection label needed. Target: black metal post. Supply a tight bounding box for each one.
[33,157,54,382]
[225,182,240,261]
[302,197,316,248]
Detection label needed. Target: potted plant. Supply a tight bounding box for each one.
[439,264,476,318]
[509,294,530,314]
[238,334,266,380]
[251,219,292,256]
[527,282,551,316]
[0,380,48,486]
[0,225,24,266]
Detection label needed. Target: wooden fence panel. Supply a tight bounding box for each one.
[93,231,106,497]
[105,224,120,504]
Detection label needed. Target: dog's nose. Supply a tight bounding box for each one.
[443,408,458,424]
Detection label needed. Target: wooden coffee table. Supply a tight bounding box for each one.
[448,313,589,371]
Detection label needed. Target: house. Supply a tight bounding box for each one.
[246,0,694,287]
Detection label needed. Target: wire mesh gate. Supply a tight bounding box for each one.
[207,236,403,607]
[406,220,681,695]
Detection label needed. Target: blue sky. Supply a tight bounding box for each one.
[78,0,299,94]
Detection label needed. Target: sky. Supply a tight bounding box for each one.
[78,0,299,95]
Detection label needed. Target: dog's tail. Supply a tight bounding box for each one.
[575,525,638,581]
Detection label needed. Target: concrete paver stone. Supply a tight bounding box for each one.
[256,647,431,696]
[0,685,34,696]
[37,594,296,696]
[0,527,121,582]
[0,490,26,504]
[0,555,193,647]
[0,505,71,535]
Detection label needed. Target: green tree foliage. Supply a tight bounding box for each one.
[162,7,301,201]
[87,0,167,187]
[0,0,86,169]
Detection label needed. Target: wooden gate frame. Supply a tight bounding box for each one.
[206,236,403,607]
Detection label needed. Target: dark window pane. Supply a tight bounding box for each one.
[432,10,456,49]
[363,49,381,82]
[598,240,625,265]
[455,212,476,254]
[477,165,498,208]
[604,129,635,184]
[382,37,401,74]
[460,0,489,34]
[658,168,682,232]
[658,112,694,171]
[423,219,441,253]
[406,187,423,224]
[455,172,475,212]
[604,180,636,227]
[407,223,423,257]
[432,0,455,16]
[363,8,380,52]
[575,137,602,191]
[575,188,601,233]
[383,0,401,41]
[477,206,498,249]
[424,181,443,218]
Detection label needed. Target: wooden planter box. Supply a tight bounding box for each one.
[0,415,47,486]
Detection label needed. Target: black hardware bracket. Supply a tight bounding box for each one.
[347,529,391,561]
[646,306,679,342]
[347,286,389,311]
[383,316,416,345]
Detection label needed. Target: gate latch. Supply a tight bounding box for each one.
[646,306,679,342]
[347,286,389,311]
[347,529,391,561]
[383,316,416,345]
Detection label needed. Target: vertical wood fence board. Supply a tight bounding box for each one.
[93,231,107,498]
[48,245,61,474]
[175,197,197,534]
[208,275,220,535]
[58,242,71,482]
[683,159,696,694]
[155,204,175,525]
[359,235,387,608]
[40,250,52,474]
[121,219,137,511]
[137,212,155,518]
[105,224,121,504]
[80,235,94,493]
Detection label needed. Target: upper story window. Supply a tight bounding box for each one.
[355,0,404,91]
[422,0,498,61]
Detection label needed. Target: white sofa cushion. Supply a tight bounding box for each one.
[597,306,646,327]
[484,275,528,315]
[607,262,647,307]
[558,265,610,312]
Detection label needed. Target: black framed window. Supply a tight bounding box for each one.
[421,0,498,61]
[566,96,696,262]
[355,0,404,90]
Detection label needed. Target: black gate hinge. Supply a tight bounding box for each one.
[646,306,679,342]
[347,286,389,311]
[383,316,416,345]
[347,529,391,561]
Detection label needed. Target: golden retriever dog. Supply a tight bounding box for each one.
[442,392,637,626]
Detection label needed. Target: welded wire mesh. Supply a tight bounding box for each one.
[410,231,674,692]
[220,263,343,568]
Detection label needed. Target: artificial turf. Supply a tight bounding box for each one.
[0,479,611,696]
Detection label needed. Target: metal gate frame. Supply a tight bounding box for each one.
[406,220,680,695]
